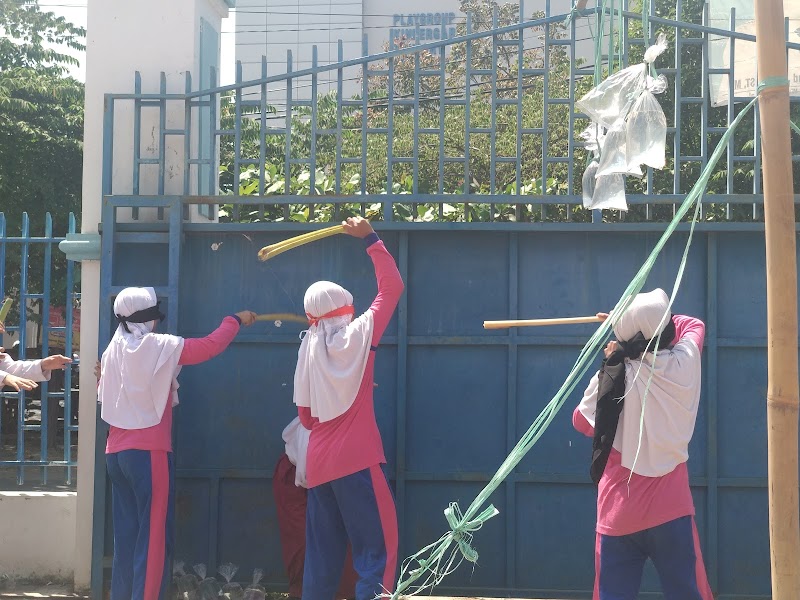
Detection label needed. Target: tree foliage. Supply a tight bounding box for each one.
[0,0,85,327]
[0,0,84,235]
[217,0,800,224]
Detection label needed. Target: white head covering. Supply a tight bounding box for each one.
[282,417,311,487]
[613,288,672,342]
[579,288,702,477]
[98,287,185,429]
[293,280,374,422]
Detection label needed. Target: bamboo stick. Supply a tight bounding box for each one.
[754,0,800,596]
[257,225,345,261]
[483,316,602,329]
[254,313,307,324]
[0,298,11,322]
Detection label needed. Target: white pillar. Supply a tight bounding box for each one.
[74,0,231,591]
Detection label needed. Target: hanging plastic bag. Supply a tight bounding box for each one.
[626,75,668,170]
[588,173,628,211]
[577,33,668,130]
[576,64,647,130]
[582,160,599,208]
[596,122,643,178]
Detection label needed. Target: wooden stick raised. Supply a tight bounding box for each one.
[483,316,602,329]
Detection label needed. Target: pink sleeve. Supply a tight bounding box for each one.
[572,406,594,437]
[671,314,705,353]
[178,316,241,366]
[366,240,404,345]
[298,406,315,430]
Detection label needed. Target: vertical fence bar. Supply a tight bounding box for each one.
[438,36,446,217]
[234,61,243,221]
[361,36,369,215]
[64,213,76,485]
[701,2,710,221]
[515,0,524,220]
[40,213,53,485]
[208,66,218,208]
[133,72,142,221]
[673,0,683,219]
[335,40,344,221]
[310,45,318,219]
[567,7,576,221]
[259,56,268,219]
[285,50,293,219]
[385,47,395,222]
[158,72,167,221]
[464,14,473,218]
[490,7,499,220]
[413,54,421,203]
[17,213,30,485]
[725,8,735,220]
[541,0,551,221]
[184,72,193,220]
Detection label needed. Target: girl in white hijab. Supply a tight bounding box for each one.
[98,286,255,600]
[574,289,713,600]
[293,216,404,600]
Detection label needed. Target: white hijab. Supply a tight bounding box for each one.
[293,281,374,423]
[282,417,311,487]
[578,289,702,477]
[99,287,185,429]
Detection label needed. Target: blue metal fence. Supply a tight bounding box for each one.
[92,0,800,597]
[99,1,799,225]
[0,212,80,487]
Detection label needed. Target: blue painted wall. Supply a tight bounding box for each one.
[99,226,788,599]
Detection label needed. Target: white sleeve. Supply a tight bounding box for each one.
[577,371,601,428]
[0,370,7,386]
[1,358,50,382]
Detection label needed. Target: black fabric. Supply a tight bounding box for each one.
[116,302,165,333]
[589,317,676,484]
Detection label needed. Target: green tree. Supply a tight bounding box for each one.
[0,0,84,329]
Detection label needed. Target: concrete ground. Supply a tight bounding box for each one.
[0,585,564,600]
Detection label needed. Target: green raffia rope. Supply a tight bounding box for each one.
[385,95,761,600]
[757,76,790,92]
[792,120,800,138]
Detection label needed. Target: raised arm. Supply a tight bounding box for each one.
[179,311,256,366]
[671,314,705,353]
[365,236,404,343]
[341,216,404,345]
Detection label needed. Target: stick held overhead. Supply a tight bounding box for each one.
[257,225,345,262]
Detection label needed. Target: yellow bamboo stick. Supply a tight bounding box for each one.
[257,225,345,261]
[254,313,308,324]
[0,298,12,322]
[483,316,602,329]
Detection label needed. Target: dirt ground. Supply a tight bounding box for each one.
[0,589,561,600]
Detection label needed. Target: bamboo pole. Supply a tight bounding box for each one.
[483,316,602,329]
[753,0,800,596]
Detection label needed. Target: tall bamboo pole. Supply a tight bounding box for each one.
[753,0,800,596]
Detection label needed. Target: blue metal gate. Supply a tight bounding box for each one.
[92,1,800,598]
